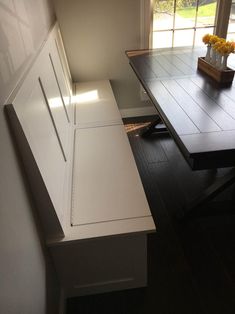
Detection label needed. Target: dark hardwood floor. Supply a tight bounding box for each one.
[67,116,235,314]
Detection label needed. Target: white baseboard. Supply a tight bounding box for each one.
[120,106,157,118]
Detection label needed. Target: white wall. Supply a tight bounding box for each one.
[0,0,55,105]
[0,1,59,313]
[53,0,151,110]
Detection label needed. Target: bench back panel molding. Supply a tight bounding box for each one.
[6,23,74,239]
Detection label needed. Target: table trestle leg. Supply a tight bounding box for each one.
[182,168,235,221]
[142,115,168,137]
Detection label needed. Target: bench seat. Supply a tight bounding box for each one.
[72,124,152,226]
[75,80,123,128]
[48,123,155,244]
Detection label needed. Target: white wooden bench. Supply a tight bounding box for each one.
[6,23,156,298]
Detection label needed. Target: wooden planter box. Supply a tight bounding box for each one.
[197,57,235,84]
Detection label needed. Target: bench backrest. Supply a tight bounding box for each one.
[6,24,73,239]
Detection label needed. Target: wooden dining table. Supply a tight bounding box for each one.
[126,47,235,218]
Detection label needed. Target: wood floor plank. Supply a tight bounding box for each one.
[125,122,168,164]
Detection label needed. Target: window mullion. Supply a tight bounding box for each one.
[140,0,153,49]
[193,0,200,47]
[172,0,177,47]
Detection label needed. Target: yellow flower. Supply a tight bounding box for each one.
[202,34,212,45]
[209,35,219,45]
[217,41,235,55]
[213,39,226,51]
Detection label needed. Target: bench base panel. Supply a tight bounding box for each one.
[50,234,147,297]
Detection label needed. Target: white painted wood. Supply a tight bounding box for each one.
[71,125,152,225]
[39,55,70,161]
[75,80,123,127]
[140,0,153,49]
[9,26,75,234]
[49,215,155,244]
[6,23,156,297]
[48,36,73,122]
[6,103,65,239]
[55,26,73,94]
[11,77,67,227]
[50,234,147,297]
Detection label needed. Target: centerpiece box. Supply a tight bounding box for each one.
[198,57,235,84]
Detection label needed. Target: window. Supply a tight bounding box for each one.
[152,0,218,48]
[139,0,233,100]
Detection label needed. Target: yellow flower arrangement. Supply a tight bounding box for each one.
[203,34,235,56]
[201,33,235,76]
[202,34,235,70]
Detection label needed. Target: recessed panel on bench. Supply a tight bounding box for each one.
[75,80,122,127]
[71,124,151,226]
[40,55,70,160]
[49,38,73,122]
[11,50,70,227]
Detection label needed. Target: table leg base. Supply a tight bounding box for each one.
[181,168,235,221]
[142,116,168,137]
[183,200,235,221]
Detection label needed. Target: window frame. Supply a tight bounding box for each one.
[140,0,233,49]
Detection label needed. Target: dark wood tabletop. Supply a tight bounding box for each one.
[126,47,235,170]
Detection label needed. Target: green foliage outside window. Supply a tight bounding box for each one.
[153,0,215,14]
[153,0,196,14]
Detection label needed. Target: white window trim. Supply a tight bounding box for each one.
[140,0,153,49]
[140,0,233,50]
[140,0,153,101]
[215,0,232,38]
